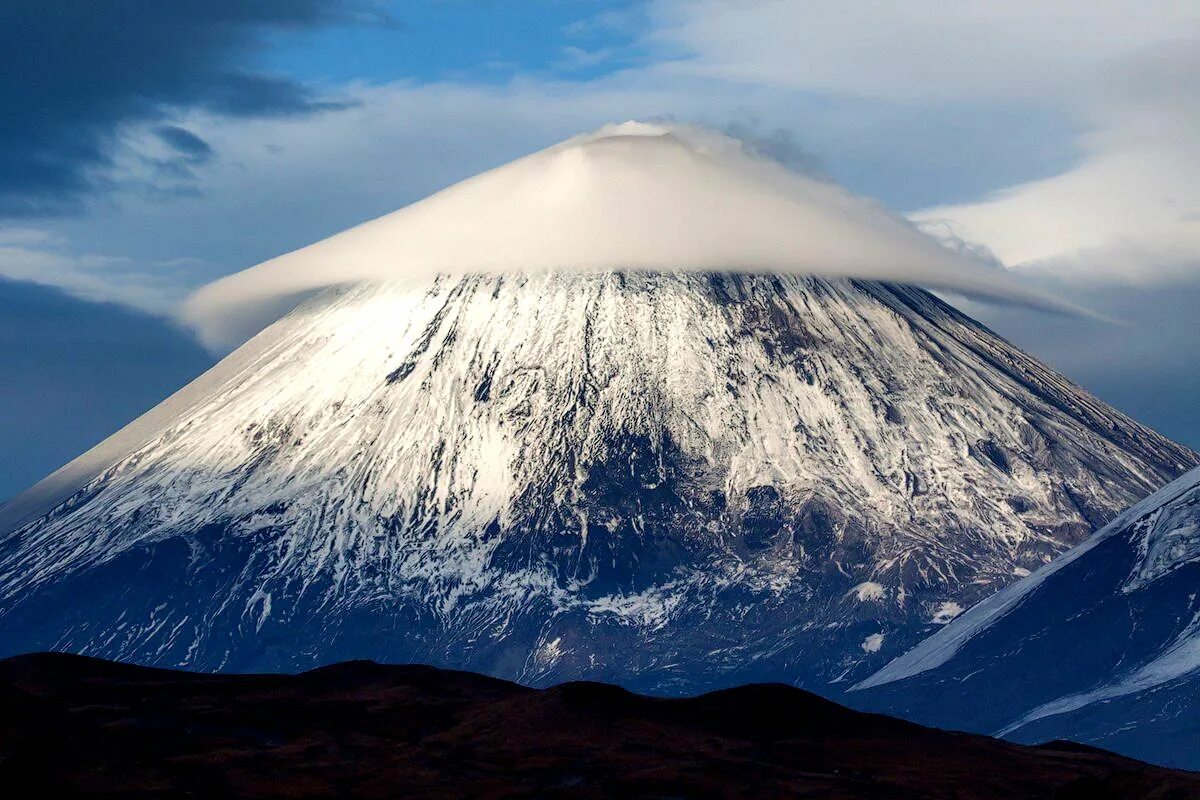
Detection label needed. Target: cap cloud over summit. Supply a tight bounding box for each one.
[183,122,1076,350]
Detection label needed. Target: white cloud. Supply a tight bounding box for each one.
[39,73,866,327]
[911,41,1200,285]
[557,45,617,72]
[182,122,1071,350]
[643,0,1200,286]
[914,138,1200,284]
[0,227,187,314]
[25,2,1200,339]
[647,0,1200,103]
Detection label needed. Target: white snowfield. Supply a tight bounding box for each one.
[182,122,1078,351]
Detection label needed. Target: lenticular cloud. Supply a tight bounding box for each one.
[183,121,1070,350]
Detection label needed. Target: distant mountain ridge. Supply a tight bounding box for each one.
[851,465,1200,770]
[0,270,1192,691]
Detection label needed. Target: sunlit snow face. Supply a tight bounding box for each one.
[183,121,1077,351]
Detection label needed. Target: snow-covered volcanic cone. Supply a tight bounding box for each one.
[0,125,1193,690]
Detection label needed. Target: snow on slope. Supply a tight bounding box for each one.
[0,271,1191,691]
[0,324,294,536]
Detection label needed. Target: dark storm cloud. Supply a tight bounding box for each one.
[0,1,385,217]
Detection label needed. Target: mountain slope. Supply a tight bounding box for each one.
[851,465,1200,769]
[5,652,1200,799]
[0,271,1192,691]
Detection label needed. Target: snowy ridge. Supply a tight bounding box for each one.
[997,606,1200,737]
[849,465,1200,769]
[0,271,1192,690]
[0,323,294,535]
[853,465,1200,691]
[996,468,1200,734]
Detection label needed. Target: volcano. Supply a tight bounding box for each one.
[0,126,1193,692]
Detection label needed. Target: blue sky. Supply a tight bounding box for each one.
[261,2,650,85]
[1,1,1198,500]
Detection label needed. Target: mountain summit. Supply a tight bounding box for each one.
[0,269,1192,689]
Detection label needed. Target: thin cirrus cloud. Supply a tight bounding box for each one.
[646,0,1197,102]
[182,122,1080,351]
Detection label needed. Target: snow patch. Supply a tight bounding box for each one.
[1123,479,1200,592]
[586,583,685,629]
[931,602,964,625]
[538,637,565,665]
[862,633,885,653]
[849,582,886,602]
